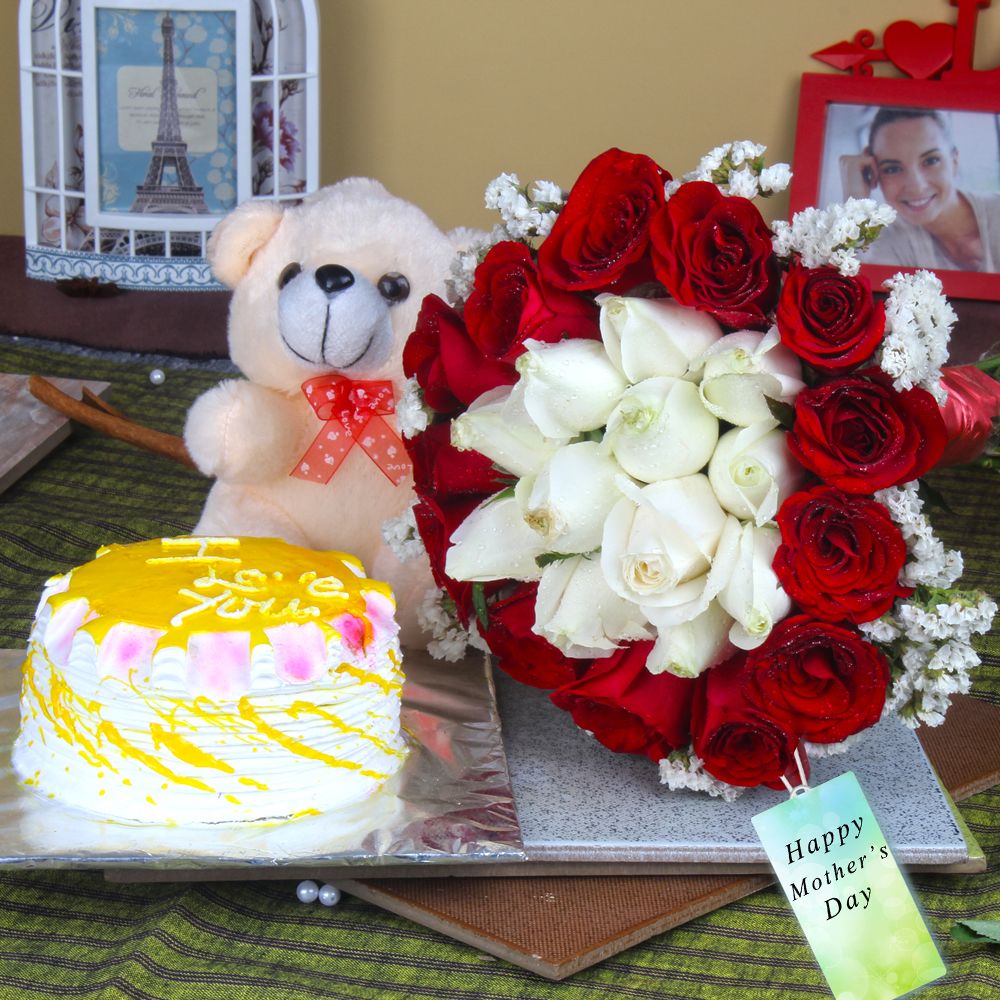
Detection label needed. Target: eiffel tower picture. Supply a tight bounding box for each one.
[131,12,209,214]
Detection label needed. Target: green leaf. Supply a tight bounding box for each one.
[535,551,582,568]
[950,919,1000,944]
[484,486,516,506]
[917,478,957,517]
[471,583,488,631]
[765,396,795,430]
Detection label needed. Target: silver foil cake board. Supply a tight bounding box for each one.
[113,660,978,885]
[0,648,524,869]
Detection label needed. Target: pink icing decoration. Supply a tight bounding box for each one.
[334,613,366,654]
[264,622,327,684]
[185,632,251,700]
[364,591,399,643]
[45,598,91,666]
[97,623,165,681]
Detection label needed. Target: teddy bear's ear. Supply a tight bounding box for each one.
[207,200,285,288]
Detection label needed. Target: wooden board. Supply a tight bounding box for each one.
[102,695,1000,979]
[334,695,1000,979]
[0,374,110,493]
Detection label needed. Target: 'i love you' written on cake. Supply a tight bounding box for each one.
[13,536,407,825]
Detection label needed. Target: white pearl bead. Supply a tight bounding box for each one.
[296,879,319,903]
[149,368,165,385]
[318,884,341,907]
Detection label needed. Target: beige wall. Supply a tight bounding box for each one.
[3,0,999,235]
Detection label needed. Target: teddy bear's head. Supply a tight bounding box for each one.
[208,178,458,391]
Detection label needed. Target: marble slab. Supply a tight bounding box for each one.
[496,671,968,866]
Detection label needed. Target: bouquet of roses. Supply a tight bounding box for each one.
[388,142,998,797]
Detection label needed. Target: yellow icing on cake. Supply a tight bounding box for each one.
[47,536,392,653]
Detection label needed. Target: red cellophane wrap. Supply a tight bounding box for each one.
[938,365,1000,467]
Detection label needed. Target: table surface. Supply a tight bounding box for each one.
[0,334,998,1000]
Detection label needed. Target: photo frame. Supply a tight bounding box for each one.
[80,0,251,234]
[790,73,1000,301]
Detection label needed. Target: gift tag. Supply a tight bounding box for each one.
[752,770,945,1000]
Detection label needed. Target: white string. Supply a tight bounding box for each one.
[781,748,811,798]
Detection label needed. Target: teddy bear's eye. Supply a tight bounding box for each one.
[278,263,302,289]
[377,272,410,304]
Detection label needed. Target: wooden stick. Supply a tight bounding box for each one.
[81,386,126,418]
[28,375,197,469]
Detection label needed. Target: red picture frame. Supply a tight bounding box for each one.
[790,72,1000,301]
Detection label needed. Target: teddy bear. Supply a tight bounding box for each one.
[183,178,460,646]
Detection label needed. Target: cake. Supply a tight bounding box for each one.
[12,536,407,825]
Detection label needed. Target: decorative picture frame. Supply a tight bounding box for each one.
[80,0,251,236]
[18,0,319,291]
[791,73,1000,301]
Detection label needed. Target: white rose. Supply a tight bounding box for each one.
[516,441,626,554]
[451,382,564,478]
[694,326,805,425]
[515,338,627,438]
[645,601,734,678]
[598,295,722,382]
[603,377,718,483]
[707,420,804,526]
[445,494,544,582]
[601,475,728,624]
[717,522,790,650]
[533,555,653,658]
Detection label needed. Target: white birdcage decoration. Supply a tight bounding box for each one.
[19,0,319,290]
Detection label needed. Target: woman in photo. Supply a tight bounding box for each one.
[840,107,1000,271]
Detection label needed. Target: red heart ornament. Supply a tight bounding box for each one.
[883,20,955,79]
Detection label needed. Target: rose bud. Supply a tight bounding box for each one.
[603,377,719,483]
[534,555,653,659]
[708,420,804,526]
[515,338,627,438]
[516,441,625,554]
[598,294,722,382]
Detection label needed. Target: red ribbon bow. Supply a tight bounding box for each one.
[291,375,412,486]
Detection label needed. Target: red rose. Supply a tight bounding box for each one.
[743,616,890,745]
[402,294,515,413]
[789,375,947,493]
[536,148,670,293]
[776,263,885,372]
[484,583,584,690]
[406,423,506,624]
[691,654,801,788]
[406,422,505,502]
[411,495,484,622]
[550,641,696,763]
[774,486,910,624]
[649,181,779,329]
[464,242,599,362]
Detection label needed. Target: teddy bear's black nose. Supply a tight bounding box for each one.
[315,264,355,295]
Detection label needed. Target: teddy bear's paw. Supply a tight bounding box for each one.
[184,380,303,484]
